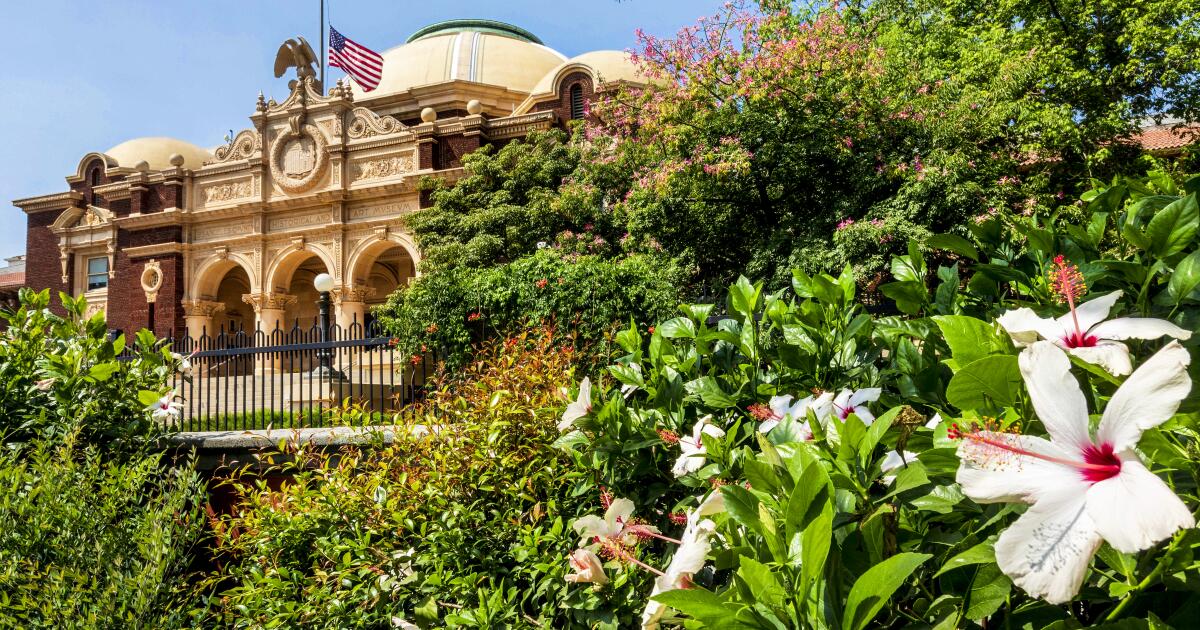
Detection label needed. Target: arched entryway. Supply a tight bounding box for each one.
[186,255,258,341]
[342,236,417,332]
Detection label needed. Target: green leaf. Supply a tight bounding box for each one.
[965,563,1010,621]
[737,557,787,610]
[945,355,1022,412]
[1168,249,1200,304]
[1145,194,1199,258]
[932,316,1007,366]
[87,362,120,382]
[730,276,761,319]
[137,390,164,407]
[651,589,747,627]
[880,281,928,315]
[843,553,931,630]
[927,234,979,261]
[684,376,737,408]
[658,316,697,339]
[935,538,996,577]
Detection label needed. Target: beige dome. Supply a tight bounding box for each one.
[349,20,566,99]
[530,50,645,96]
[104,137,213,170]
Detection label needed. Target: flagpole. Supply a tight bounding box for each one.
[319,0,326,88]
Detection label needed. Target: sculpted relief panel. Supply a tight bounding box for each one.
[202,179,254,204]
[351,154,414,182]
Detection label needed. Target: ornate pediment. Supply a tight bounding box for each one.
[209,129,261,164]
[347,107,406,139]
[51,205,113,232]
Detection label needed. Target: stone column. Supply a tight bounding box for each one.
[182,300,225,343]
[332,286,375,336]
[242,292,298,373]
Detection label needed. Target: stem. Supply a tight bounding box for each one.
[1104,537,1177,621]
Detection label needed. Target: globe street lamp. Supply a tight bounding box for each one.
[309,272,345,381]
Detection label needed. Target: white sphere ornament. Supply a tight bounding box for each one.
[420,107,438,123]
[313,273,335,293]
[466,100,483,115]
[168,153,185,167]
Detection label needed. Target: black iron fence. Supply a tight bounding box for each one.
[161,320,438,432]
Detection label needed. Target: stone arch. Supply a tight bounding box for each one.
[191,252,259,300]
[345,232,420,288]
[265,242,337,294]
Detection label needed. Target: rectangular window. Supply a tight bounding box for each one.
[86,256,108,291]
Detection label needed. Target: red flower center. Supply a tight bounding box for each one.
[1080,443,1122,482]
[1061,331,1099,348]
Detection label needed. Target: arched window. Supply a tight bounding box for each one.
[569,83,585,120]
[90,168,101,187]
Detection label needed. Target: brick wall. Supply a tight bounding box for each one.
[109,225,184,339]
[24,210,68,315]
[532,71,595,126]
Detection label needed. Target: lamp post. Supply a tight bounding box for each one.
[309,272,345,381]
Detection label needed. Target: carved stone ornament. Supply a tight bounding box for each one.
[331,285,376,305]
[203,180,253,203]
[211,130,260,163]
[353,155,413,181]
[347,107,405,139]
[242,292,298,313]
[140,259,163,304]
[183,299,226,318]
[59,246,69,283]
[269,117,330,194]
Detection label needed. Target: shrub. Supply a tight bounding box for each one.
[0,432,205,628]
[552,173,1200,627]
[374,250,688,367]
[196,329,645,628]
[0,289,180,449]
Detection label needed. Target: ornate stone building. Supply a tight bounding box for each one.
[13,20,642,341]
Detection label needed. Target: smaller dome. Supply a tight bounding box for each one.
[104,137,213,170]
[530,50,645,96]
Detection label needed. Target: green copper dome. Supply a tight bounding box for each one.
[406,19,543,45]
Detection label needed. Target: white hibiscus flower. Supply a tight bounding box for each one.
[565,547,608,586]
[672,416,725,477]
[952,341,1195,603]
[642,492,724,629]
[558,377,592,431]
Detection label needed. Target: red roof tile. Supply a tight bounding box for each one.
[0,271,25,289]
[1135,124,1199,153]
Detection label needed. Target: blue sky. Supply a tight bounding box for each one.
[0,0,726,260]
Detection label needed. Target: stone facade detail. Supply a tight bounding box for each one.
[352,155,414,182]
[13,21,632,338]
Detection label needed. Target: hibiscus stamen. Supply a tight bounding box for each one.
[594,536,666,576]
[656,429,680,445]
[1048,255,1093,346]
[625,519,683,545]
[949,422,1121,482]
[599,487,613,510]
[748,403,777,422]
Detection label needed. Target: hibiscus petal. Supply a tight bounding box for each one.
[1018,342,1093,451]
[1097,341,1192,452]
[956,432,1083,504]
[672,452,704,477]
[1059,290,1121,334]
[572,515,607,543]
[606,498,636,530]
[995,488,1103,604]
[1085,457,1195,554]
[997,307,1052,346]
[853,405,876,425]
[1067,341,1132,376]
[1089,316,1191,342]
[769,394,794,418]
[757,419,779,434]
[849,387,881,407]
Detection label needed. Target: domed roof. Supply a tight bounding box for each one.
[104,137,213,170]
[349,19,566,99]
[530,50,645,96]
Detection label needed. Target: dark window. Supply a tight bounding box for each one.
[86,257,108,291]
[90,168,101,187]
[569,83,585,120]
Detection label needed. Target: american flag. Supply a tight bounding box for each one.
[329,26,384,92]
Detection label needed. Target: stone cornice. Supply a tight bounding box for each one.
[125,242,185,259]
[483,111,556,140]
[13,191,84,214]
[114,208,184,229]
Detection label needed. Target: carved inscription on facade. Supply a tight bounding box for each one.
[347,201,418,221]
[194,220,254,241]
[268,211,329,232]
[203,180,253,203]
